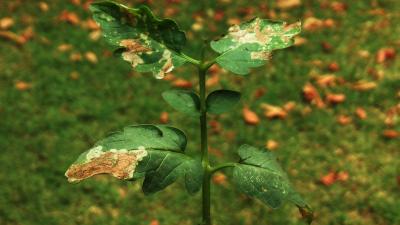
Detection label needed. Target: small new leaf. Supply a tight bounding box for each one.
[162,90,200,116]
[65,125,202,194]
[211,18,301,75]
[233,144,311,219]
[206,90,241,114]
[90,1,188,79]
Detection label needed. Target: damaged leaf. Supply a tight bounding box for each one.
[232,145,311,220]
[65,125,202,194]
[90,1,188,79]
[210,18,301,75]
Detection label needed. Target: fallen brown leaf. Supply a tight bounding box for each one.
[0,31,25,45]
[149,219,159,225]
[39,2,49,12]
[327,62,340,72]
[352,81,377,91]
[206,74,219,87]
[337,115,352,125]
[330,1,347,13]
[172,78,192,88]
[253,87,267,99]
[302,83,325,108]
[0,17,14,30]
[376,47,396,63]
[266,140,279,150]
[355,107,367,120]
[294,36,307,46]
[326,93,346,104]
[336,171,349,182]
[382,130,398,139]
[15,81,32,91]
[212,172,227,185]
[85,51,98,63]
[283,101,296,112]
[260,103,287,119]
[242,106,260,125]
[159,111,169,124]
[276,0,301,9]
[315,74,336,87]
[209,120,222,134]
[70,52,82,62]
[320,172,336,186]
[59,10,80,25]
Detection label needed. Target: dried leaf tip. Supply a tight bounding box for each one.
[65,145,148,183]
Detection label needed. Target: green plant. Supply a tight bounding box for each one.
[65,1,313,224]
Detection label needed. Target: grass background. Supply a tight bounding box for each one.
[0,0,399,224]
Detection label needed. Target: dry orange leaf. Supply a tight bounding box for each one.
[206,74,220,87]
[326,93,346,104]
[283,101,296,112]
[355,107,367,120]
[266,140,279,150]
[303,17,324,31]
[159,111,169,124]
[253,87,267,99]
[242,106,260,125]
[383,130,398,139]
[0,31,26,45]
[315,74,336,87]
[376,47,396,63]
[336,171,349,182]
[39,2,49,12]
[212,172,227,185]
[70,52,82,62]
[172,78,192,89]
[59,10,80,25]
[330,1,347,12]
[352,81,377,91]
[276,0,301,9]
[58,44,73,52]
[85,51,98,63]
[0,17,14,30]
[15,81,32,91]
[327,62,340,72]
[320,172,336,186]
[337,115,352,125]
[302,83,325,108]
[149,219,160,225]
[294,36,307,46]
[260,103,287,119]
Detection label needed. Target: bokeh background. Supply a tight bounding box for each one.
[0,0,399,224]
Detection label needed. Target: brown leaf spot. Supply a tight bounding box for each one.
[65,148,147,182]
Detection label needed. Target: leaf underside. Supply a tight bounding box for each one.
[90,1,188,79]
[211,18,301,75]
[65,125,202,194]
[233,144,312,223]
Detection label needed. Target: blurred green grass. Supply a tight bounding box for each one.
[0,0,399,225]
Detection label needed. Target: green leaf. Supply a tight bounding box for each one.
[65,125,202,194]
[233,144,311,214]
[162,90,200,116]
[90,1,188,79]
[206,90,241,114]
[210,18,301,75]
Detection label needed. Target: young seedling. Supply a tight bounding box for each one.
[65,1,313,224]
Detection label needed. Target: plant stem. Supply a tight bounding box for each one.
[199,64,211,225]
[210,163,236,175]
